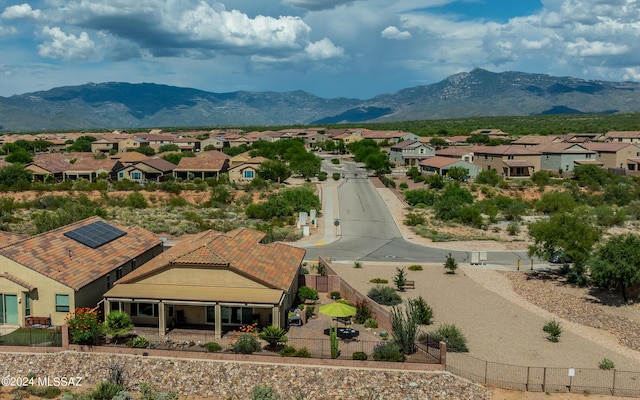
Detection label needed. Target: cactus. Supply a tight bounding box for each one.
[330,326,339,359]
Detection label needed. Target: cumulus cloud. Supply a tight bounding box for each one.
[305,37,344,59]
[381,26,411,40]
[38,26,97,60]
[282,0,358,11]
[1,3,42,20]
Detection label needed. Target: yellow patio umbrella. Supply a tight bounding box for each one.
[319,302,356,318]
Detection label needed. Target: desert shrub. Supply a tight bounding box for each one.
[25,385,62,399]
[353,261,363,268]
[125,192,148,209]
[410,296,434,325]
[399,182,408,190]
[404,212,425,226]
[352,351,368,360]
[252,385,280,400]
[404,189,436,206]
[372,342,405,362]
[444,253,458,274]
[317,171,327,181]
[543,320,562,342]
[599,358,615,370]
[103,310,133,339]
[91,381,125,400]
[130,336,149,348]
[297,286,319,302]
[507,222,520,235]
[407,264,423,271]
[364,318,378,329]
[332,172,341,180]
[294,347,311,358]
[475,169,501,185]
[278,345,297,357]
[367,285,402,306]
[369,278,388,284]
[231,333,261,354]
[330,291,341,299]
[206,342,222,352]
[139,382,179,400]
[331,158,340,164]
[353,299,374,324]
[428,324,468,352]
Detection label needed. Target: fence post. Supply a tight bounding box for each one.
[611,369,616,396]
[526,366,530,391]
[542,367,546,393]
[438,341,447,368]
[484,360,488,385]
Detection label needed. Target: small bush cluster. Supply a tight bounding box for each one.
[329,291,341,299]
[543,320,562,342]
[407,264,423,271]
[206,342,222,352]
[129,336,149,348]
[367,285,402,306]
[364,318,378,328]
[353,299,374,324]
[428,324,468,352]
[599,358,615,370]
[372,342,405,362]
[298,286,319,302]
[231,333,262,354]
[278,345,311,358]
[65,307,102,345]
[369,278,388,284]
[352,351,368,360]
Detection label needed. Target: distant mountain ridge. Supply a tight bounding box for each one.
[2,68,640,132]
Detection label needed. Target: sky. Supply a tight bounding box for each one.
[1,0,640,99]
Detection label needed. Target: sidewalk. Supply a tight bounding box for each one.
[294,178,342,248]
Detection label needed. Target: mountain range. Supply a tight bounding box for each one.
[2,68,640,132]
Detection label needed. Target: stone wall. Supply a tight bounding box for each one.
[0,351,490,399]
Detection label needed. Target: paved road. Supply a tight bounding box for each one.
[301,159,532,267]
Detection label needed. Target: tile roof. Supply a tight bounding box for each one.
[65,158,120,173]
[110,152,149,163]
[139,158,177,172]
[390,139,423,150]
[197,150,230,159]
[419,156,460,169]
[117,228,305,291]
[582,142,640,152]
[0,216,161,291]
[174,157,227,171]
[473,145,541,156]
[511,135,560,145]
[529,143,594,153]
[503,160,534,167]
[435,147,473,157]
[0,231,25,248]
[0,272,36,291]
[605,131,640,138]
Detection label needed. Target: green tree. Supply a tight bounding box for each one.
[447,166,468,181]
[257,160,291,183]
[393,267,407,291]
[589,233,640,302]
[390,299,420,355]
[128,146,156,156]
[429,137,448,149]
[573,164,611,188]
[158,144,180,153]
[528,212,601,271]
[5,150,33,164]
[444,253,458,274]
[0,164,32,189]
[67,135,96,152]
[534,191,577,214]
[475,169,501,185]
[364,150,392,174]
[404,189,436,206]
[433,183,474,221]
[289,152,321,180]
[125,192,148,209]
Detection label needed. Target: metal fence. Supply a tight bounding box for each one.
[125,332,440,364]
[447,352,640,397]
[0,327,62,347]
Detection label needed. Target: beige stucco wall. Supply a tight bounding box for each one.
[0,256,74,326]
[139,267,265,289]
[229,166,257,183]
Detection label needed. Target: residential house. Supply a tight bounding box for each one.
[118,137,149,153]
[388,140,435,166]
[581,142,640,170]
[173,156,229,180]
[473,145,541,177]
[228,156,269,183]
[200,136,228,150]
[91,138,120,154]
[470,129,511,140]
[229,151,252,167]
[603,131,640,144]
[530,143,597,173]
[435,146,475,162]
[104,228,305,337]
[63,159,123,181]
[133,134,177,150]
[25,153,72,182]
[419,156,482,179]
[511,135,563,148]
[174,137,201,152]
[116,159,177,183]
[361,130,419,144]
[0,217,162,327]
[109,151,149,165]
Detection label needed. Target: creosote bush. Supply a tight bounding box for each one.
[599,358,615,370]
[428,323,469,352]
[367,285,402,306]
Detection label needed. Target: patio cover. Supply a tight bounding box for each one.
[105,283,283,305]
[503,160,534,167]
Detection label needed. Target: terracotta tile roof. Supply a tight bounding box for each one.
[0,231,25,248]
[473,145,540,156]
[197,150,229,159]
[446,135,471,143]
[0,272,36,291]
[27,158,71,174]
[529,143,593,153]
[503,160,534,167]
[0,216,161,291]
[390,140,421,150]
[65,158,120,173]
[118,228,305,291]
[139,158,177,172]
[511,135,560,145]
[362,130,407,139]
[582,143,640,152]
[605,131,640,138]
[110,152,149,163]
[174,157,227,171]
[419,156,459,169]
[436,147,473,157]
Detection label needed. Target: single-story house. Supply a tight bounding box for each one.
[104,228,306,337]
[116,158,177,183]
[419,156,482,179]
[173,157,229,180]
[0,217,162,327]
[63,159,124,181]
[228,156,269,183]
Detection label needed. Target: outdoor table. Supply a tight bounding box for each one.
[323,327,359,340]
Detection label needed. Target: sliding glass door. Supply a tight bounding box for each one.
[0,294,19,325]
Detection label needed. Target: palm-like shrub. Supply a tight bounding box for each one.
[543,320,562,342]
[103,311,133,339]
[259,326,288,347]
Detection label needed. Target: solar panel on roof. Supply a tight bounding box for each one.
[64,220,127,248]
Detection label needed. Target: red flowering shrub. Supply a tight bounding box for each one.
[65,307,102,345]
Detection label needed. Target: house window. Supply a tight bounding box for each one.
[116,267,123,280]
[55,294,69,313]
[24,294,30,316]
[131,258,137,271]
[132,172,142,180]
[484,155,488,160]
[419,148,425,154]
[243,170,255,179]
[110,301,121,311]
[168,305,174,318]
[206,306,215,324]
[106,274,111,290]
[507,155,514,160]
[586,154,592,159]
[130,303,159,318]
[119,172,124,178]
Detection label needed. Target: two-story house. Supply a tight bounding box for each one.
[473,145,541,178]
[388,140,435,166]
